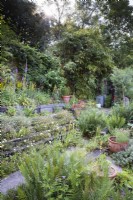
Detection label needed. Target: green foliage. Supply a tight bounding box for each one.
[85,135,109,152]
[112,128,130,143]
[106,115,126,131]
[1,84,52,107]
[29,90,51,105]
[110,103,133,123]
[1,20,63,92]
[104,95,112,108]
[17,93,35,107]
[60,86,71,96]
[1,0,51,49]
[116,169,133,189]
[63,130,83,148]
[1,86,17,106]
[7,41,62,91]
[23,107,35,117]
[7,106,16,116]
[110,68,133,102]
[78,108,107,137]
[1,115,32,139]
[113,36,133,69]
[18,148,114,200]
[112,145,133,170]
[57,28,114,98]
[1,153,23,178]
[98,0,133,35]
[0,64,11,82]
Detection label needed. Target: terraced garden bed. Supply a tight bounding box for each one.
[1,110,75,177]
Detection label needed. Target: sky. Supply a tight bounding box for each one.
[34,0,75,17]
[33,0,133,17]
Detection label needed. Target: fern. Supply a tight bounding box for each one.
[107,115,126,131]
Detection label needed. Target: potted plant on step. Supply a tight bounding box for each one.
[108,128,129,153]
[61,86,71,103]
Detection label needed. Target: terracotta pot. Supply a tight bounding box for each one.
[108,166,117,179]
[92,165,117,179]
[108,136,128,153]
[62,96,71,103]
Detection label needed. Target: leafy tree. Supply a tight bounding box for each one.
[74,0,101,28]
[0,19,63,92]
[97,0,133,42]
[1,0,51,49]
[57,28,114,98]
[112,36,133,69]
[44,0,73,40]
[0,18,15,82]
[110,68,133,103]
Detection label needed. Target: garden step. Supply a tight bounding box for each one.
[0,103,65,113]
[3,123,70,144]
[0,171,25,195]
[2,124,73,155]
[2,135,61,156]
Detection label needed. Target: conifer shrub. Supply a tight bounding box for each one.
[78,108,107,137]
[106,115,126,131]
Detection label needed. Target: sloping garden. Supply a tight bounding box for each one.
[1,0,133,199]
[1,94,133,199]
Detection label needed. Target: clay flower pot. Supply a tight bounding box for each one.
[108,136,128,153]
[108,166,117,179]
[62,95,71,103]
[92,164,117,179]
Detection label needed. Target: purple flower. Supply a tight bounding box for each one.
[16,68,18,74]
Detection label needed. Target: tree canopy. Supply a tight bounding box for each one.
[57,28,114,97]
[1,0,51,49]
[1,0,133,97]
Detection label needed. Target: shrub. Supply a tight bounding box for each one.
[112,145,133,169]
[106,115,126,131]
[17,93,35,107]
[19,149,114,200]
[25,89,51,105]
[1,115,31,138]
[110,103,133,123]
[78,108,107,137]
[23,107,35,117]
[110,68,133,103]
[1,86,17,106]
[7,106,16,116]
